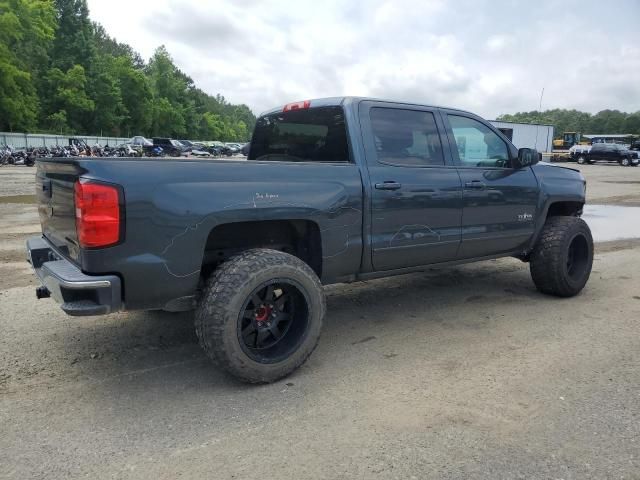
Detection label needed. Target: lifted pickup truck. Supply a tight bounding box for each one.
[27,97,593,383]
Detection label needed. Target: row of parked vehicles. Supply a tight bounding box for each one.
[0,137,249,166]
[0,144,37,166]
[126,136,249,157]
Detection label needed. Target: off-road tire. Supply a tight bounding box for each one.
[530,216,593,297]
[195,248,325,383]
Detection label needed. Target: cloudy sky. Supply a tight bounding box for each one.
[87,0,639,118]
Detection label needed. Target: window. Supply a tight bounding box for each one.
[497,127,513,141]
[369,108,444,166]
[249,106,349,162]
[449,115,510,168]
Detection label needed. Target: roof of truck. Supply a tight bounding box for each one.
[259,97,475,117]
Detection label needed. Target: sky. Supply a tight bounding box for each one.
[86,0,640,118]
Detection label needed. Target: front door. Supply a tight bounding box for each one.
[442,112,540,259]
[359,102,463,271]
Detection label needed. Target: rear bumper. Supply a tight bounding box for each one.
[26,236,122,316]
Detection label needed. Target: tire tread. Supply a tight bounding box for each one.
[530,216,593,297]
[195,248,324,383]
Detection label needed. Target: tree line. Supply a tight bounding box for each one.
[0,0,255,141]
[496,109,640,138]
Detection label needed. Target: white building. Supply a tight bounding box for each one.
[489,120,554,153]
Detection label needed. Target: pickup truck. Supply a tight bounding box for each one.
[575,143,639,166]
[27,97,593,383]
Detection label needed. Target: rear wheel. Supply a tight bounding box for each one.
[195,249,325,383]
[577,155,587,165]
[530,216,593,297]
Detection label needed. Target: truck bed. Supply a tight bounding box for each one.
[35,156,364,310]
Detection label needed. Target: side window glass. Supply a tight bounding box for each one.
[448,115,510,168]
[369,108,444,166]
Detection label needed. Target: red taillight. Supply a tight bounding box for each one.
[74,181,122,248]
[283,100,311,112]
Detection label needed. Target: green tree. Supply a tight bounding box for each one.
[497,108,640,138]
[43,64,94,132]
[45,109,67,133]
[198,111,225,140]
[1,0,256,138]
[112,55,152,136]
[91,56,126,135]
[92,22,144,68]
[50,0,95,71]
[152,97,186,138]
[0,0,55,131]
[146,46,189,103]
[623,113,640,135]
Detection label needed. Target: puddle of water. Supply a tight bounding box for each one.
[0,195,36,204]
[582,204,640,242]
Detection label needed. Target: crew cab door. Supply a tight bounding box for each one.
[441,111,539,259]
[589,144,607,161]
[359,101,463,271]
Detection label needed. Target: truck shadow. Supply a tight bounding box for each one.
[59,259,540,393]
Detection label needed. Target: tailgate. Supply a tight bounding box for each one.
[36,159,83,262]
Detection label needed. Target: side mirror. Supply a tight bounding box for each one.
[516,147,540,168]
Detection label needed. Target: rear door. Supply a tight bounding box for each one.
[359,101,463,271]
[590,144,607,161]
[441,111,539,259]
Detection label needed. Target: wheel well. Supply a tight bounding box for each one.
[546,201,583,218]
[201,220,322,278]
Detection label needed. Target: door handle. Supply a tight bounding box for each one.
[464,180,485,189]
[375,181,402,190]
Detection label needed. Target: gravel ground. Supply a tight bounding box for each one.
[1,162,639,479]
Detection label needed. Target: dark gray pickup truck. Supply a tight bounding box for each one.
[27,97,593,383]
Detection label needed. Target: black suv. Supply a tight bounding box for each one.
[151,138,186,157]
[576,143,639,167]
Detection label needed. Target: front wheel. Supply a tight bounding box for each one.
[577,155,587,165]
[530,216,593,297]
[195,249,325,383]
[620,157,630,167]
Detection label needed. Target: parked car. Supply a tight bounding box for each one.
[113,143,141,157]
[225,143,242,154]
[177,140,206,152]
[27,97,592,383]
[130,136,153,147]
[206,141,232,156]
[150,138,186,157]
[575,143,639,166]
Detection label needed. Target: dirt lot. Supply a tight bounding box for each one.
[1,163,639,479]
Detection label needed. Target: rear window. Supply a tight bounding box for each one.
[249,106,350,162]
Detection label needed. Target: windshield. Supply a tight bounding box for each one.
[249,106,349,162]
